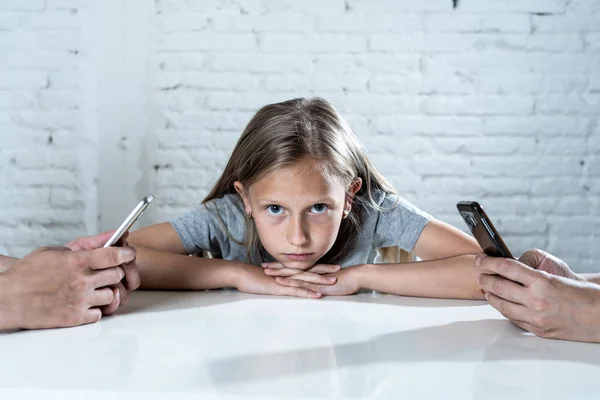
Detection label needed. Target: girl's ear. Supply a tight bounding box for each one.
[345,177,363,209]
[234,181,252,215]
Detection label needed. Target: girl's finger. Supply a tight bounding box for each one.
[264,267,302,277]
[308,264,341,274]
[276,277,324,292]
[261,262,285,269]
[288,272,337,285]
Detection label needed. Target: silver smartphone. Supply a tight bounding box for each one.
[103,194,155,248]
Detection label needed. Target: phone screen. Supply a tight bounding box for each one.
[103,194,155,248]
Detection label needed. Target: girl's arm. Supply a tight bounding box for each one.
[128,223,240,289]
[128,223,321,297]
[276,218,485,299]
[0,255,19,273]
[412,219,481,260]
[361,219,484,299]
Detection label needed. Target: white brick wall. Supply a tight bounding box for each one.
[1,0,599,272]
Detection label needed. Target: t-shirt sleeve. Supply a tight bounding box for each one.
[372,193,432,252]
[169,195,244,255]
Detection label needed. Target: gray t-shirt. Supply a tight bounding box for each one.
[170,191,431,267]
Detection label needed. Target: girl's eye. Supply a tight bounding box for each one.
[310,203,328,214]
[266,205,284,215]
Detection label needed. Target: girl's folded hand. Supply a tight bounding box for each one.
[274,265,363,297]
[262,262,340,285]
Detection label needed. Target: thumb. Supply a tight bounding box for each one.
[518,249,547,270]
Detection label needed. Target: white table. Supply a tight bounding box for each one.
[1,290,599,399]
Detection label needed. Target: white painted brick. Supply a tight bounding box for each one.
[588,156,600,176]
[207,91,305,110]
[6,169,78,188]
[460,0,568,13]
[49,187,84,208]
[421,95,534,116]
[1,0,45,11]
[0,71,47,89]
[317,14,422,33]
[312,73,369,92]
[264,73,310,92]
[0,91,37,108]
[347,0,449,12]
[46,0,85,8]
[260,34,367,53]
[537,136,587,155]
[48,70,81,89]
[424,14,530,33]
[532,15,600,33]
[158,33,256,52]
[157,89,207,112]
[213,14,315,33]
[36,31,82,51]
[494,216,549,235]
[36,90,81,110]
[157,130,213,149]
[370,34,479,53]
[155,0,224,13]
[536,94,600,115]
[0,52,78,70]
[0,111,13,126]
[339,94,420,115]
[430,136,538,155]
[0,12,22,30]
[261,0,345,14]
[586,33,600,50]
[476,73,588,95]
[314,54,419,74]
[158,72,258,91]
[409,156,472,177]
[471,156,582,177]
[370,73,421,94]
[19,11,79,30]
[9,150,78,171]
[157,53,206,71]
[162,111,252,130]
[531,178,590,196]
[0,32,37,50]
[156,14,209,32]
[12,110,80,130]
[375,116,483,136]
[422,53,593,74]
[483,116,589,136]
[208,53,312,73]
[496,34,585,53]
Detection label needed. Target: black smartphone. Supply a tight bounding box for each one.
[457,201,513,258]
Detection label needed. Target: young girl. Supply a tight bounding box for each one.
[129,97,484,300]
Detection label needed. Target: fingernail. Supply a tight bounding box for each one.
[328,277,336,282]
[261,263,267,268]
[474,255,482,266]
[119,247,135,260]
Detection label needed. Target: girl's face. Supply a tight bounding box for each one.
[235,159,361,270]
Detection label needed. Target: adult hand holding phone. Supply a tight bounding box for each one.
[66,231,141,315]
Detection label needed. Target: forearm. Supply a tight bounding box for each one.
[358,254,484,300]
[0,272,19,330]
[135,245,244,290]
[0,255,19,273]
[581,273,600,285]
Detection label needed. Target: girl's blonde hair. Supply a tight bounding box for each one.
[203,97,411,264]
